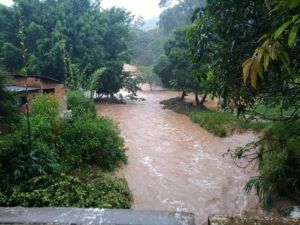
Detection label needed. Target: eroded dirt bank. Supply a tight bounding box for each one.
[97,90,261,225]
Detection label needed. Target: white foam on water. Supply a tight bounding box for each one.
[223,134,256,144]
[290,206,300,219]
[169,200,189,212]
[142,156,163,178]
[192,151,218,163]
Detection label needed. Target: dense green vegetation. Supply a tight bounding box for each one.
[0,93,130,208]
[161,97,268,137]
[0,0,299,214]
[155,0,300,210]
[0,0,135,95]
[0,70,20,130]
[158,0,205,34]
[129,0,206,89]
[0,0,134,208]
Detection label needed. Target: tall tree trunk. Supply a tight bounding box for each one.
[149,83,153,91]
[181,91,186,101]
[195,92,200,106]
[200,93,207,105]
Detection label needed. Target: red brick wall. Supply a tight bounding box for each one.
[54,84,67,111]
[12,77,42,88]
[12,76,67,111]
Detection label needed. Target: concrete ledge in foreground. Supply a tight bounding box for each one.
[0,207,195,225]
[208,215,300,225]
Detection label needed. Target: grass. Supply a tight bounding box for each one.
[161,97,269,137]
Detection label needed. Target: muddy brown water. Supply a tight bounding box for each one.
[97,89,262,225]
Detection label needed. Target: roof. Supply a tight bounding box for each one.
[5,85,40,93]
[12,75,64,84]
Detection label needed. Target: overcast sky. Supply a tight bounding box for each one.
[101,0,162,19]
[0,0,12,7]
[0,0,162,19]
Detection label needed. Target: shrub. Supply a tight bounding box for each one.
[243,121,300,210]
[31,94,59,120]
[0,70,20,131]
[0,173,130,209]
[62,118,127,170]
[0,96,63,191]
[0,93,130,209]
[67,91,96,119]
[0,134,61,190]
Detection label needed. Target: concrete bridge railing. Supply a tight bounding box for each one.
[208,215,300,225]
[0,207,195,225]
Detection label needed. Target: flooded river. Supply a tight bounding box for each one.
[98,89,261,225]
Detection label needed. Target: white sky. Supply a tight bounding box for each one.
[0,0,162,19]
[0,0,13,7]
[101,0,162,19]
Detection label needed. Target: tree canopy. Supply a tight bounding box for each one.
[0,0,133,94]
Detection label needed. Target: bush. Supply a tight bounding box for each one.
[243,121,300,210]
[0,93,130,208]
[0,70,20,131]
[67,91,96,119]
[0,133,61,190]
[31,94,59,120]
[0,173,130,208]
[62,118,127,170]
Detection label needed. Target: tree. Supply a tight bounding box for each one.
[129,27,170,67]
[158,0,205,33]
[89,63,123,97]
[0,0,133,95]
[235,0,300,208]
[183,0,300,209]
[188,0,270,114]
[0,69,20,131]
[154,27,204,103]
[138,66,160,91]
[153,55,172,88]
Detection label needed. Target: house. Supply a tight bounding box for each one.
[5,75,67,111]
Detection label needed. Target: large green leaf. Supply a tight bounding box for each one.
[274,20,293,40]
[289,0,300,9]
[288,24,300,47]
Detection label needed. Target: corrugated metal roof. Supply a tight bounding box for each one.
[5,85,40,92]
[12,75,64,84]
